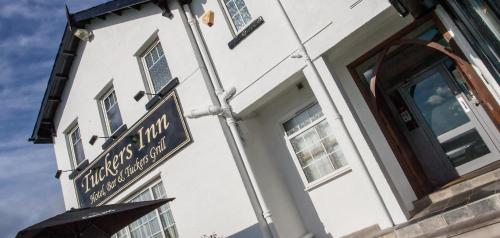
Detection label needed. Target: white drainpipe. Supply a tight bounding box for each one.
[178,3,278,238]
[272,0,395,226]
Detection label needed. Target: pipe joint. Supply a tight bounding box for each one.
[185,105,223,119]
[262,210,273,219]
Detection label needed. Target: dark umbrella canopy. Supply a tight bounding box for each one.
[16,198,175,238]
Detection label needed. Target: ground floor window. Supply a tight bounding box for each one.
[283,102,348,184]
[112,181,178,238]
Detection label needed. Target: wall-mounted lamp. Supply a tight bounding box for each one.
[73,28,93,42]
[89,135,116,145]
[201,10,215,27]
[55,169,74,179]
[55,165,103,179]
[389,0,409,17]
[133,91,161,102]
[65,4,93,42]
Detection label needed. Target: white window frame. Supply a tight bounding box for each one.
[219,0,253,33]
[140,40,172,94]
[99,88,122,136]
[281,102,351,190]
[112,180,178,238]
[67,124,86,168]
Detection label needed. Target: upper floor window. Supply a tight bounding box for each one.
[141,41,173,93]
[100,89,123,135]
[222,0,252,32]
[283,103,348,184]
[68,124,86,167]
[112,181,179,238]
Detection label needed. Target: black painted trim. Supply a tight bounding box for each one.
[228,16,264,49]
[101,124,128,150]
[68,159,90,180]
[145,77,179,110]
[72,0,151,23]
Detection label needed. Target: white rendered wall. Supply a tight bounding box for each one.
[49,0,473,237]
[242,79,395,237]
[322,8,419,213]
[52,3,261,237]
[195,0,412,224]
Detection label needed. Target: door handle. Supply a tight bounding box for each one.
[470,97,482,107]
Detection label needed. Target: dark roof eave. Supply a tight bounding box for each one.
[30,24,78,144]
[72,0,152,23]
[30,0,174,144]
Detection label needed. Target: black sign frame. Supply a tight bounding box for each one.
[73,91,191,207]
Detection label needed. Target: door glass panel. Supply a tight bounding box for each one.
[407,71,469,135]
[441,129,490,166]
[407,70,490,166]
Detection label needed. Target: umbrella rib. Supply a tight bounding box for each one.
[92,223,112,237]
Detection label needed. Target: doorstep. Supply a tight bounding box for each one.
[412,161,500,214]
[373,168,500,238]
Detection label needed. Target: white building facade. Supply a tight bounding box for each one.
[30,0,500,237]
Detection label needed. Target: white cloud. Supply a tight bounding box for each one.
[0,1,65,20]
[0,22,62,51]
[0,1,111,237]
[0,143,64,238]
[435,86,450,96]
[426,95,444,105]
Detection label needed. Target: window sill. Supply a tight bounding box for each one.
[68,159,90,180]
[145,77,179,110]
[102,124,128,150]
[304,166,352,192]
[228,16,264,49]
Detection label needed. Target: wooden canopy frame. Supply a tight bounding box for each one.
[369,39,500,129]
[347,13,499,198]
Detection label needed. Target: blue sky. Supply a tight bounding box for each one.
[0,1,107,237]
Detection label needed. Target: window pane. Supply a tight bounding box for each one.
[234,0,246,9]
[71,127,80,142]
[107,103,123,133]
[225,0,252,31]
[322,136,339,154]
[164,226,178,238]
[330,151,347,169]
[233,15,245,30]
[316,120,331,139]
[290,134,307,152]
[284,103,324,135]
[307,104,323,121]
[103,90,123,134]
[144,42,172,93]
[285,104,347,183]
[303,128,320,145]
[74,139,86,165]
[117,183,178,238]
[70,127,86,165]
[226,1,238,16]
[240,7,252,26]
[149,57,171,92]
[296,151,313,167]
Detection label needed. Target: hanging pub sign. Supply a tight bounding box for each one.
[74,91,191,207]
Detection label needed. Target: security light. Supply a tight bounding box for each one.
[89,135,115,145]
[134,90,161,102]
[55,170,63,179]
[73,28,93,42]
[55,166,102,179]
[55,168,80,179]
